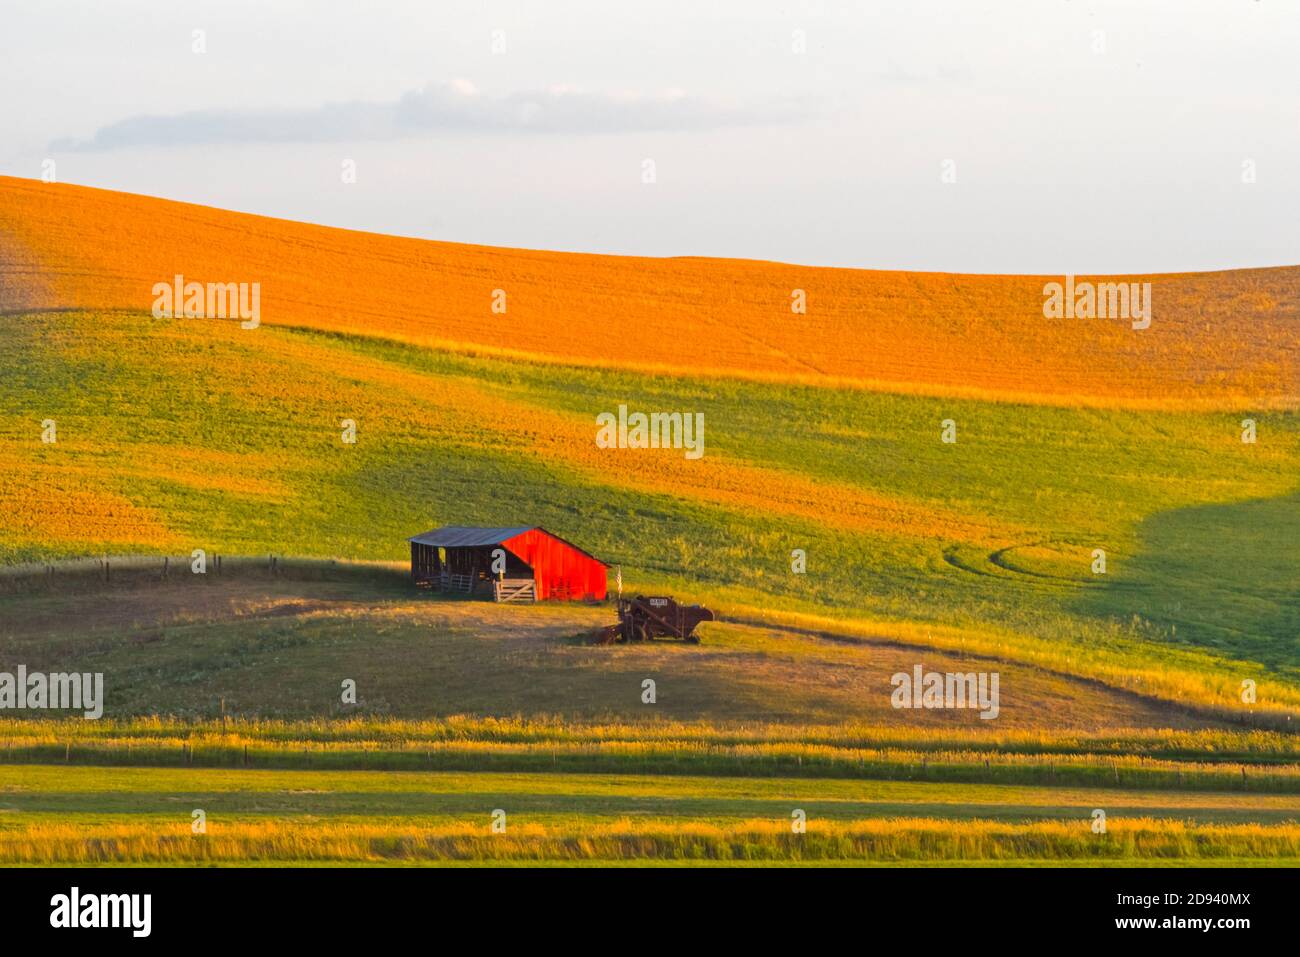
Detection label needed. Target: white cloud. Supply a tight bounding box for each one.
[51,80,808,151]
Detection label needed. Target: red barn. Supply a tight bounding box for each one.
[408,525,608,602]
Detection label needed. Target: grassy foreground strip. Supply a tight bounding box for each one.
[6,718,1298,757]
[2,819,1298,865]
[2,727,1298,792]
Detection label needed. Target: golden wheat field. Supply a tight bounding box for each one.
[1,176,1296,409]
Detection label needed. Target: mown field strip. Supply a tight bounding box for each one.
[1,766,1297,823]
[6,743,1297,792]
[7,717,1295,758]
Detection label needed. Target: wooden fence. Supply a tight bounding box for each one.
[0,554,407,595]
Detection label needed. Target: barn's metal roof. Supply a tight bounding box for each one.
[407,526,535,548]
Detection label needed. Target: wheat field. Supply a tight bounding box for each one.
[2,176,1297,408]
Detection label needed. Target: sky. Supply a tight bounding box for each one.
[2,0,1297,274]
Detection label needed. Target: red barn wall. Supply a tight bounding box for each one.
[501,529,607,600]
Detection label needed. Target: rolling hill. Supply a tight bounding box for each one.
[2,176,1297,409]
[0,175,1297,727]
[2,176,1299,866]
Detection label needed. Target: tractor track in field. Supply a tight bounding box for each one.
[941,543,1136,591]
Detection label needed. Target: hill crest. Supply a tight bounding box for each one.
[1,176,1295,409]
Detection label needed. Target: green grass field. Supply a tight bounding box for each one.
[3,312,1297,701]
[1,307,1297,863]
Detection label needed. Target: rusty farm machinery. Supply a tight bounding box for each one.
[596,595,715,644]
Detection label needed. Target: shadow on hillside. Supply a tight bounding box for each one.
[1073,491,1300,672]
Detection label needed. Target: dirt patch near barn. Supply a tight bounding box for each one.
[0,576,1223,731]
